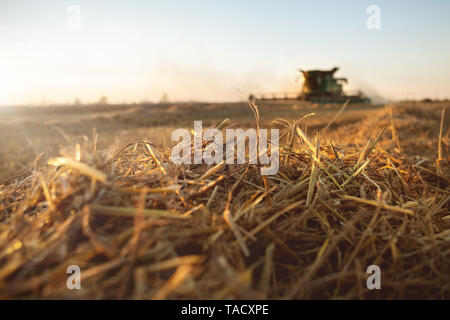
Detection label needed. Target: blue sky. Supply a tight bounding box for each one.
[1,0,449,105]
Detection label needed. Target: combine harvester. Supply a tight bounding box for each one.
[250,67,370,104]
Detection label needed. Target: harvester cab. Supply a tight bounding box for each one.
[300,67,346,98]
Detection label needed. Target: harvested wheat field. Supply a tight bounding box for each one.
[0,101,449,299]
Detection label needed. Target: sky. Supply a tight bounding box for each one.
[0,0,450,105]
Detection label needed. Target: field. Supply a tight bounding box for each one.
[0,102,382,179]
[0,100,449,299]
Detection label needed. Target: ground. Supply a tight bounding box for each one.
[0,100,448,299]
[0,101,381,179]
